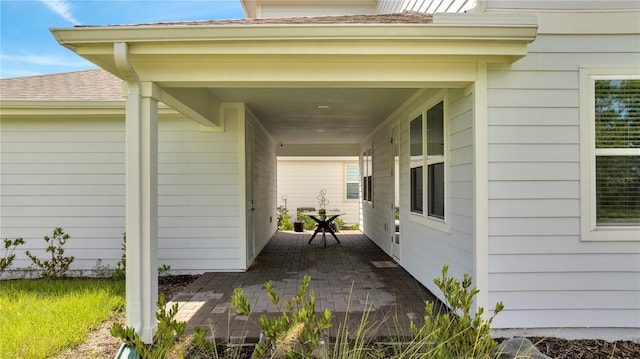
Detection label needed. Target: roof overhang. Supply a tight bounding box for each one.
[47,13,537,144]
[51,14,538,76]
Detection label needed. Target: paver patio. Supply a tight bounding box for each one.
[168,230,440,342]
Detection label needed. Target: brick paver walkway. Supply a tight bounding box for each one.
[168,230,438,342]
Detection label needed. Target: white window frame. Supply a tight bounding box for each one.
[345,163,359,201]
[579,67,640,242]
[362,144,374,205]
[408,93,449,232]
[409,112,424,215]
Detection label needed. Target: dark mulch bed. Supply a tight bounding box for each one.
[528,336,640,359]
[159,274,199,300]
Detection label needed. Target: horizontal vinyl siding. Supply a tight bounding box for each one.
[363,87,475,305]
[487,1,640,10]
[0,114,243,276]
[158,116,241,273]
[487,24,640,331]
[248,107,278,257]
[0,118,126,275]
[362,127,392,251]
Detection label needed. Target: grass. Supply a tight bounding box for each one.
[0,278,125,359]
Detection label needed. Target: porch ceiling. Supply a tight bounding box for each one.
[205,87,417,145]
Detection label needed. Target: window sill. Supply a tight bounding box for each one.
[409,212,450,233]
[581,227,640,242]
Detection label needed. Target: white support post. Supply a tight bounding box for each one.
[125,81,160,343]
[473,60,490,317]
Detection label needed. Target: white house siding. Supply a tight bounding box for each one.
[0,111,248,276]
[0,117,126,274]
[276,157,360,226]
[360,125,392,251]
[361,87,475,304]
[157,115,243,273]
[485,0,640,10]
[245,106,278,258]
[485,10,640,336]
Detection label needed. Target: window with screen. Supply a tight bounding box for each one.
[362,146,373,203]
[579,68,639,241]
[427,101,445,219]
[345,164,359,200]
[410,114,424,213]
[410,100,446,220]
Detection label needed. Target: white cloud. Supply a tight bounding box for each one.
[39,0,80,25]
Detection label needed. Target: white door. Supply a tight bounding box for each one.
[246,122,256,264]
[391,124,401,260]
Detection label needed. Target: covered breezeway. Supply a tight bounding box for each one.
[50,12,536,341]
[168,230,439,341]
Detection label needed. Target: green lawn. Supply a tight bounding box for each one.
[0,278,125,359]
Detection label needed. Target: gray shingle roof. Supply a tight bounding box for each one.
[0,69,123,101]
[79,11,433,27]
[2,12,433,102]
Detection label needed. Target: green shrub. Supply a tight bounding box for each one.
[278,213,294,231]
[158,264,172,277]
[112,233,127,280]
[231,275,332,358]
[111,293,186,359]
[409,265,504,359]
[25,227,74,279]
[0,237,25,275]
[297,212,317,230]
[113,233,172,280]
[277,206,290,227]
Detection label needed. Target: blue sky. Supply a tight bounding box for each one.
[0,0,245,78]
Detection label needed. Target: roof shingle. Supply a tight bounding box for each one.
[0,69,123,101]
[79,11,433,27]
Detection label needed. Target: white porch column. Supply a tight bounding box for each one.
[125,81,160,343]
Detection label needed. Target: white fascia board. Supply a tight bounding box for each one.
[0,101,124,118]
[51,22,537,48]
[0,100,180,119]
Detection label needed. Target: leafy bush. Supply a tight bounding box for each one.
[297,212,318,231]
[113,233,172,280]
[232,275,332,358]
[278,213,294,231]
[25,227,74,278]
[111,293,186,359]
[112,233,127,280]
[0,237,25,275]
[158,264,172,277]
[277,206,289,227]
[409,265,504,359]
